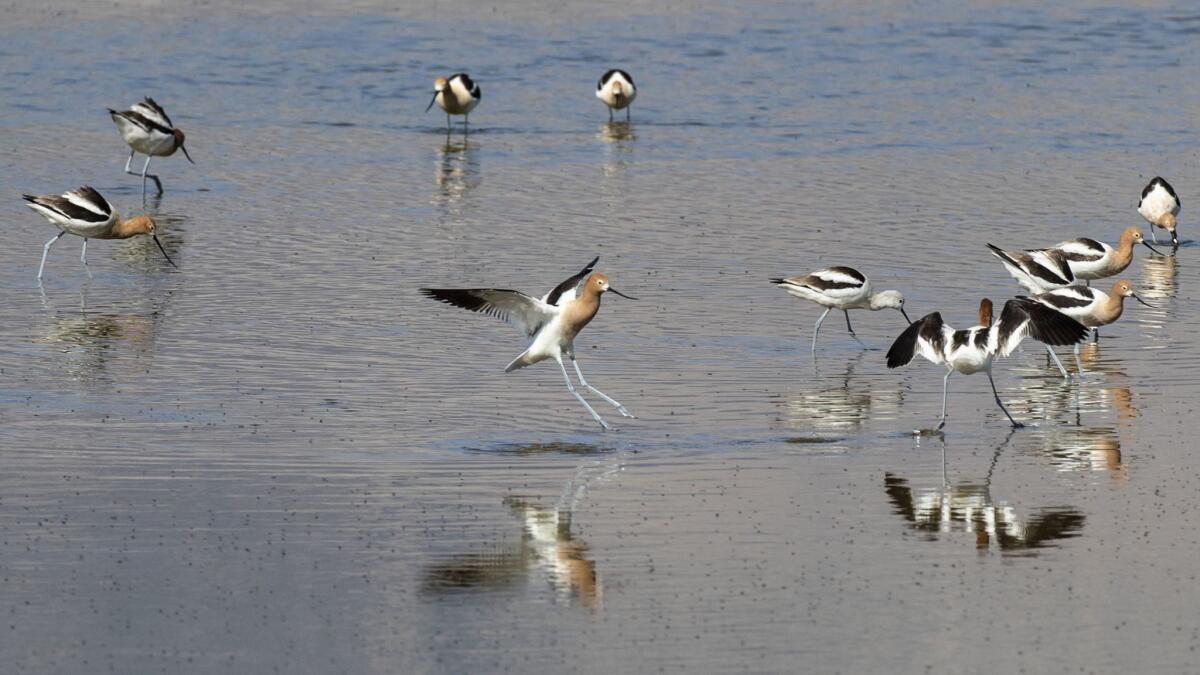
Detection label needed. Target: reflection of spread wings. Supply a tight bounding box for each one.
[419,288,558,337]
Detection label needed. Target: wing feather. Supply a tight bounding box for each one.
[420,288,557,337]
[887,312,948,368]
[992,298,1088,357]
[543,256,599,306]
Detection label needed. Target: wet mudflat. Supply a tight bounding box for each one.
[1,0,1199,672]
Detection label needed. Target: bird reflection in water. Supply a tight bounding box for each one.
[776,351,899,433]
[1137,245,1177,303]
[434,137,480,214]
[422,496,601,610]
[1038,426,1126,480]
[598,121,635,177]
[1017,342,1138,429]
[884,436,1085,552]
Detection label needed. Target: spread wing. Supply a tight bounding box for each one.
[420,288,558,337]
[886,311,949,368]
[991,298,1089,357]
[542,256,599,306]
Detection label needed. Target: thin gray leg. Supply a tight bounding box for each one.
[1150,228,1159,244]
[1092,327,1099,343]
[140,155,162,196]
[844,309,867,347]
[38,231,66,281]
[572,357,633,418]
[608,107,614,122]
[986,369,1024,429]
[123,149,136,174]
[811,307,831,353]
[79,239,92,278]
[625,106,630,122]
[557,356,610,431]
[1045,345,1069,379]
[1073,343,1085,377]
[937,369,952,430]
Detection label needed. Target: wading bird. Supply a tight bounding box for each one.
[771,267,910,352]
[23,186,176,281]
[426,74,481,132]
[1040,227,1164,286]
[1028,280,1153,378]
[886,297,1089,430]
[1138,176,1180,246]
[596,69,637,122]
[108,97,193,197]
[420,257,636,431]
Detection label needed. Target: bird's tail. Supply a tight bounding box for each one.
[504,349,540,373]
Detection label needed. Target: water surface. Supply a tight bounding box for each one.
[2,1,1199,672]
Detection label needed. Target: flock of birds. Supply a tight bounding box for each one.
[20,69,1182,434]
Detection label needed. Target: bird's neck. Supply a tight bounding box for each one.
[1113,235,1136,268]
[1096,291,1125,325]
[562,292,601,340]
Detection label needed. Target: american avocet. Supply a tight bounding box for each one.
[986,243,1074,293]
[23,186,176,281]
[596,69,636,122]
[420,257,637,431]
[426,73,481,132]
[1045,226,1165,286]
[1028,280,1153,378]
[1138,176,1180,246]
[108,97,193,197]
[886,297,1089,430]
[771,267,910,352]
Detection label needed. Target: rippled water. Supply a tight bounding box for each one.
[2,0,1199,672]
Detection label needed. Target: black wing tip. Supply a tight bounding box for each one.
[769,277,786,285]
[21,194,38,203]
[886,313,933,369]
[1010,298,1089,346]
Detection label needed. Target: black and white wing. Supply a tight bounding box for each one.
[1049,238,1106,264]
[108,100,174,134]
[132,97,174,128]
[772,266,867,301]
[542,256,599,306]
[1033,286,1097,312]
[886,312,950,368]
[420,288,558,337]
[1140,176,1179,212]
[986,244,1074,289]
[991,298,1089,357]
[23,185,114,226]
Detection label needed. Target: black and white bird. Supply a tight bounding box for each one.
[426,73,481,132]
[108,97,194,197]
[986,243,1075,294]
[1027,280,1153,378]
[420,257,638,431]
[23,186,175,281]
[771,267,910,352]
[1041,226,1164,286]
[886,297,1089,430]
[596,69,637,122]
[1137,176,1180,246]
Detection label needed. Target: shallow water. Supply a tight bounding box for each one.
[2,0,1200,672]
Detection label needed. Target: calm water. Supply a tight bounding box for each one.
[2,0,1199,672]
